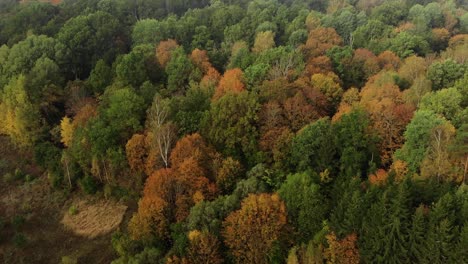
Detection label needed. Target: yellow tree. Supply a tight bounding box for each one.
[187,230,223,264]
[325,232,360,264]
[0,75,41,148]
[252,31,275,53]
[60,116,75,147]
[223,193,289,264]
[421,122,456,182]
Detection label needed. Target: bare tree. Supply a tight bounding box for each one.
[147,95,176,168]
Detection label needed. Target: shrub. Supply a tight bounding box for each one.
[3,172,14,183]
[61,256,78,264]
[68,205,78,216]
[12,232,27,247]
[11,215,25,230]
[78,175,98,194]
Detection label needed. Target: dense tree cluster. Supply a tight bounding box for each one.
[0,0,467,263]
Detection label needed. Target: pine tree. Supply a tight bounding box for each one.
[408,205,427,262]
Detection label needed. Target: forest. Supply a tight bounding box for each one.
[0,0,467,263]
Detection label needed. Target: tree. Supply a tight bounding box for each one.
[283,91,320,132]
[128,169,173,241]
[212,68,246,101]
[60,116,74,148]
[278,173,328,242]
[333,109,379,178]
[324,232,360,264]
[371,0,408,26]
[450,124,468,184]
[87,59,112,94]
[395,110,446,174]
[290,118,335,173]
[187,230,223,264]
[55,11,122,78]
[147,94,175,168]
[252,31,275,54]
[360,72,415,166]
[156,39,179,68]
[0,75,41,148]
[310,73,343,109]
[125,133,147,174]
[398,55,428,85]
[427,59,466,90]
[216,157,244,194]
[203,91,259,165]
[166,47,193,94]
[222,193,288,264]
[419,87,463,124]
[303,27,342,58]
[377,50,401,70]
[389,32,430,58]
[420,122,456,182]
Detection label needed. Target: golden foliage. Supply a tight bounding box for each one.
[223,193,288,264]
[252,31,275,53]
[60,116,75,147]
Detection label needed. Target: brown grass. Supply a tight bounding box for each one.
[61,199,127,239]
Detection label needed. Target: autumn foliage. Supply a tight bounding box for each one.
[212,68,246,101]
[223,193,288,264]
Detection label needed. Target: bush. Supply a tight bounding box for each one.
[48,170,63,188]
[12,232,27,247]
[11,215,25,230]
[14,168,25,181]
[68,205,78,216]
[78,175,98,194]
[61,256,78,264]
[24,174,34,183]
[3,172,14,183]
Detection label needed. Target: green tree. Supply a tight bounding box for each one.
[427,59,467,90]
[165,47,193,94]
[202,91,259,166]
[333,109,379,178]
[55,11,122,78]
[395,110,446,173]
[88,59,113,94]
[290,117,336,174]
[278,172,328,242]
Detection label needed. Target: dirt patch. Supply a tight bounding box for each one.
[61,199,127,239]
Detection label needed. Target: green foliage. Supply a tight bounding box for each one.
[88,59,113,94]
[78,175,98,194]
[68,205,78,216]
[389,32,430,58]
[278,172,328,242]
[291,118,336,174]
[333,109,379,178]
[11,214,26,231]
[165,47,193,93]
[203,91,260,166]
[395,110,446,173]
[352,20,393,53]
[12,232,27,248]
[420,87,463,126]
[427,59,467,90]
[371,0,408,26]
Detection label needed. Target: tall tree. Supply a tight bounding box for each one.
[222,193,289,264]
